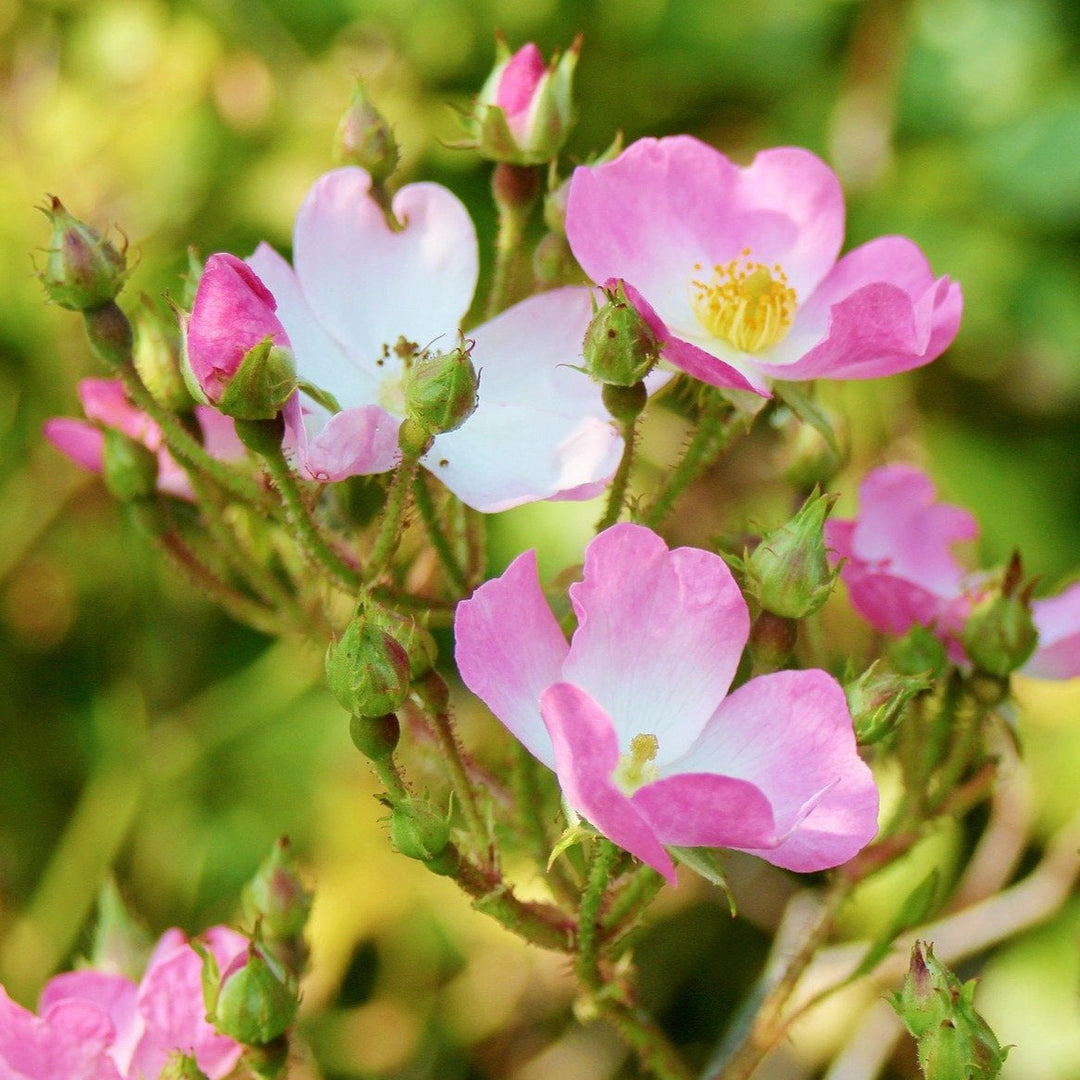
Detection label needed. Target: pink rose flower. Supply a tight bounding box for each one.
[0,926,248,1080]
[455,522,879,883]
[247,166,631,513]
[826,463,1080,677]
[565,136,963,395]
[44,378,244,501]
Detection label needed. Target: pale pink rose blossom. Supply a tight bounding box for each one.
[247,166,632,513]
[825,463,1080,677]
[44,378,244,501]
[0,926,248,1080]
[455,522,879,883]
[565,136,963,395]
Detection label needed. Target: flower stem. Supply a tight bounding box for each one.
[412,472,468,595]
[643,399,738,529]
[576,838,621,992]
[486,164,541,319]
[595,414,638,532]
[365,446,423,583]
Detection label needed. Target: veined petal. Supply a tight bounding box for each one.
[299,404,401,483]
[563,524,749,761]
[454,549,569,768]
[765,236,962,381]
[293,168,478,362]
[1027,583,1080,679]
[248,242,380,410]
[632,773,776,850]
[540,682,676,882]
[673,670,878,871]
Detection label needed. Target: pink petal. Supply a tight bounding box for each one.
[247,241,381,411]
[454,549,570,768]
[1,986,123,1080]
[43,417,105,474]
[631,773,776,850]
[673,670,878,871]
[79,378,161,449]
[298,404,401,483]
[498,43,546,117]
[187,254,290,402]
[292,168,478,363]
[1027,583,1080,679]
[540,682,676,882]
[563,524,750,761]
[423,289,623,511]
[567,138,844,340]
[764,236,962,381]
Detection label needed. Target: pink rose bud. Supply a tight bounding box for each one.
[335,81,400,185]
[183,253,297,420]
[469,36,580,165]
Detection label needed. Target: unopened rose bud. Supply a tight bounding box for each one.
[366,604,437,680]
[133,300,192,412]
[389,799,457,875]
[89,878,153,980]
[467,36,580,165]
[183,254,297,419]
[202,938,298,1045]
[963,557,1038,678]
[39,196,128,311]
[242,838,312,946]
[325,608,412,718]
[403,340,478,436]
[102,427,159,502]
[583,280,660,389]
[844,661,931,744]
[157,1052,210,1080]
[335,82,400,184]
[889,623,948,678]
[745,490,839,619]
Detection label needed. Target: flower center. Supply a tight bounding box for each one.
[613,733,660,794]
[689,250,797,353]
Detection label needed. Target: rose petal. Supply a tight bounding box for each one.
[540,682,675,882]
[455,549,569,768]
[563,523,749,761]
[299,404,401,483]
[672,670,878,871]
[1027,583,1080,679]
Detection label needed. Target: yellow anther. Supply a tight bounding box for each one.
[614,732,660,794]
[689,253,797,354]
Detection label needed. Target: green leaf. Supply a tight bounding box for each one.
[670,846,736,914]
[772,380,840,458]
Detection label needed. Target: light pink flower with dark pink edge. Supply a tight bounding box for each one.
[826,463,1080,677]
[455,522,879,883]
[43,378,244,501]
[565,135,963,395]
[0,925,248,1080]
[247,166,636,513]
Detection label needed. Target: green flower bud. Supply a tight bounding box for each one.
[583,280,661,388]
[157,1052,210,1080]
[844,661,931,744]
[745,490,839,619]
[889,623,949,678]
[132,301,192,413]
[403,341,478,436]
[89,878,154,981]
[205,940,299,1045]
[215,338,297,421]
[365,605,437,681]
[389,799,456,874]
[102,427,159,502]
[242,837,313,946]
[39,196,128,311]
[325,609,412,718]
[963,557,1038,678]
[335,81,400,184]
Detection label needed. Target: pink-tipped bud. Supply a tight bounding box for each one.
[182,254,297,419]
[39,196,128,311]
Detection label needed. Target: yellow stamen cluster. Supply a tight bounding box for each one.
[690,248,797,353]
[613,732,660,794]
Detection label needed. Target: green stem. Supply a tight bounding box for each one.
[412,473,468,594]
[602,1001,695,1080]
[413,673,490,861]
[596,414,638,532]
[576,838,622,992]
[255,436,362,593]
[600,864,665,943]
[643,401,737,529]
[486,164,541,319]
[365,448,422,583]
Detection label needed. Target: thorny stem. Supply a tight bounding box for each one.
[486,164,541,319]
[412,473,468,595]
[576,838,621,994]
[643,400,738,529]
[365,447,423,583]
[595,413,638,533]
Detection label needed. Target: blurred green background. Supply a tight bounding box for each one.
[4,0,1080,1077]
